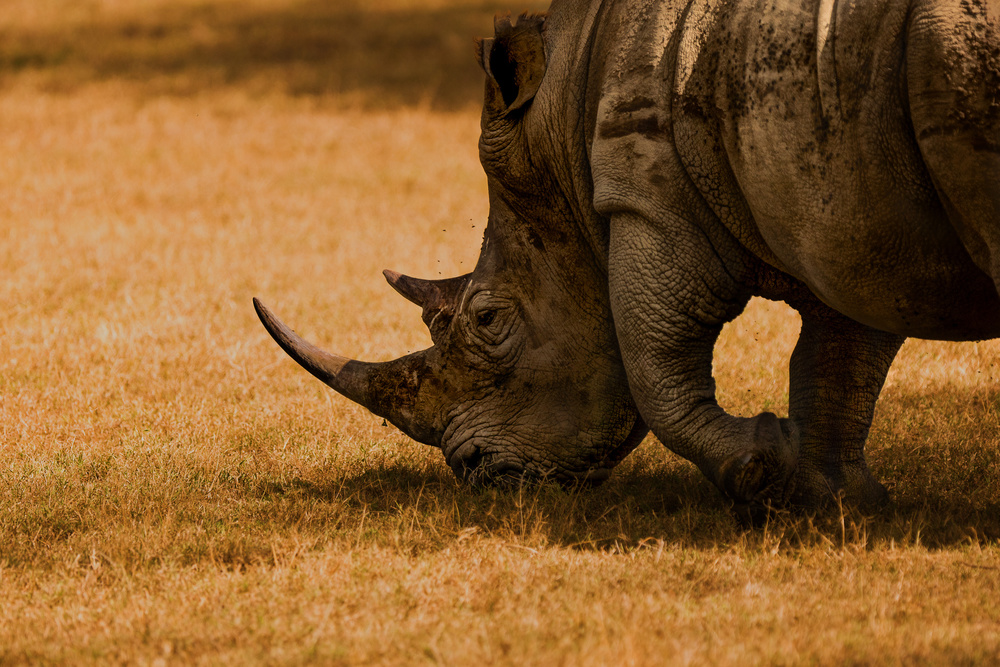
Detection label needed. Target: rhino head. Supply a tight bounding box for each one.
[255,14,647,486]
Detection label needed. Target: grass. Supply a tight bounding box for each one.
[1,0,1000,663]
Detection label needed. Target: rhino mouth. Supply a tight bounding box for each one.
[445,439,523,485]
[444,437,614,488]
[442,411,648,488]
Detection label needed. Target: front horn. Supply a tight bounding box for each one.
[253,298,437,445]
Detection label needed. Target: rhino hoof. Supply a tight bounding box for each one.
[718,413,799,522]
[791,464,890,511]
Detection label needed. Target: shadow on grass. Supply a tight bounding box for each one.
[869,384,1000,546]
[266,381,1000,551]
[11,380,997,572]
[7,391,999,574]
[0,0,548,108]
[292,468,999,553]
[262,450,741,551]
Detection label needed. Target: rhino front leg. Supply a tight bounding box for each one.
[788,306,904,509]
[608,212,799,514]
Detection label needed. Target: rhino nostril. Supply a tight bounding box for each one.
[447,441,483,480]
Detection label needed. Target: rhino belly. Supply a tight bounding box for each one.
[774,210,1000,342]
[729,115,1000,340]
[708,0,1000,341]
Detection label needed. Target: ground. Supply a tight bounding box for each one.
[1,0,1000,664]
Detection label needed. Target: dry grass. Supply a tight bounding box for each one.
[2,0,1000,664]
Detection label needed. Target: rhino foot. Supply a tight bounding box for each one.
[790,461,889,511]
[717,412,799,525]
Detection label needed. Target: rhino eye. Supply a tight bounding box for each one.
[466,292,517,349]
[477,310,496,328]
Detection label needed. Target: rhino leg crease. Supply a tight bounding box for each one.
[787,305,904,509]
[609,212,798,512]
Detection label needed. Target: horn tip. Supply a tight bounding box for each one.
[252,296,273,320]
[383,269,402,286]
[252,297,281,336]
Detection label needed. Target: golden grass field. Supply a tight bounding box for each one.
[2,0,1000,663]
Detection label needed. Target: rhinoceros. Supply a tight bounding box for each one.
[254,0,1000,514]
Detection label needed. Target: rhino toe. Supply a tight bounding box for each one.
[717,412,799,522]
[791,462,890,511]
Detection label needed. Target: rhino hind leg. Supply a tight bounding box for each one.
[787,304,904,509]
[608,212,799,518]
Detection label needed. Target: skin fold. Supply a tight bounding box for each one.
[257,0,1000,516]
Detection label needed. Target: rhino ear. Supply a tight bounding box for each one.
[475,13,547,115]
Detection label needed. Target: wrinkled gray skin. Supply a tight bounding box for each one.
[256,0,1000,514]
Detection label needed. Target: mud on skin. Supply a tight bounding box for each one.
[257,0,1000,524]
